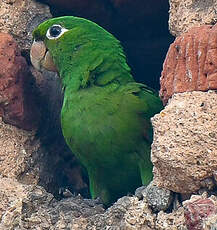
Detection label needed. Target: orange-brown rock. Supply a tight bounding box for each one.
[160,25,217,105]
[0,32,39,130]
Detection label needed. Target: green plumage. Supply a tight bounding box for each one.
[32,16,163,205]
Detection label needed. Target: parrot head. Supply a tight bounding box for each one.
[31,16,133,89]
[30,16,123,74]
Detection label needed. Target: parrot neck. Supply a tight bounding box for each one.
[59,53,134,93]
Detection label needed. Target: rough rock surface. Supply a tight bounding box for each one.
[0,120,41,185]
[0,176,102,229]
[142,182,174,212]
[183,194,217,230]
[169,0,217,37]
[152,91,217,194]
[0,177,188,229]
[0,32,39,130]
[0,176,28,229]
[160,25,217,105]
[0,0,52,51]
[156,208,187,230]
[204,212,217,230]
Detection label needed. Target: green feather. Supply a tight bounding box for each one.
[32,16,163,205]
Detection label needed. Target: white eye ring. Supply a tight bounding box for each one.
[46,24,69,40]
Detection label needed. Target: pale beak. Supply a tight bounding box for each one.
[30,40,57,72]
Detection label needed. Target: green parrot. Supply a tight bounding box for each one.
[30,16,163,206]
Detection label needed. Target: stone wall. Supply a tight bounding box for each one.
[0,0,217,229]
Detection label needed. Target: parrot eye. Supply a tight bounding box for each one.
[50,25,61,37]
[46,24,69,40]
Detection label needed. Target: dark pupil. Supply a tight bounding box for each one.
[50,26,61,37]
